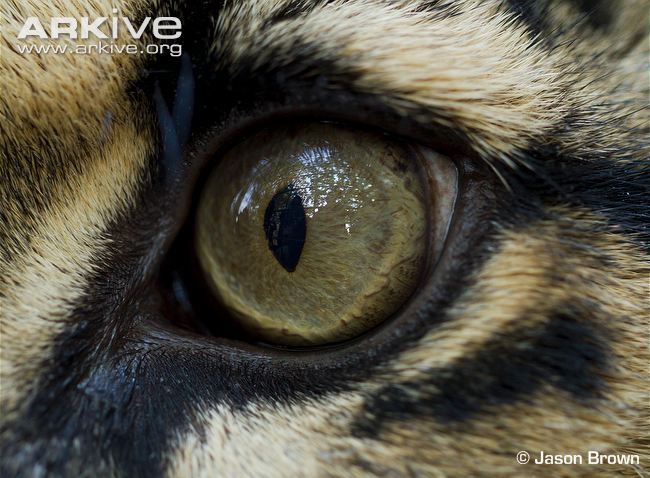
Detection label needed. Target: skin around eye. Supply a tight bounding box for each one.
[194,123,454,346]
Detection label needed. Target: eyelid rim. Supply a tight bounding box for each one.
[142,84,499,365]
[153,109,495,360]
[148,151,494,372]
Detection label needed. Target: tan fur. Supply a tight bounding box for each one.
[0,0,648,476]
[214,0,563,160]
[1,0,154,418]
[168,209,649,478]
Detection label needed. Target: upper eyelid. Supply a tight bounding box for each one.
[154,18,548,198]
[149,74,481,234]
[146,1,559,203]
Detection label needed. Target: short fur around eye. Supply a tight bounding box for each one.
[0,0,648,477]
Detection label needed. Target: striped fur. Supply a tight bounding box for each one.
[1,0,648,476]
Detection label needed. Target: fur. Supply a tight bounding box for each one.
[1,0,648,476]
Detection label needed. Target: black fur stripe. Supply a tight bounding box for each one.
[352,310,610,437]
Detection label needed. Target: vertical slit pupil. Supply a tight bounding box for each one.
[263,184,307,272]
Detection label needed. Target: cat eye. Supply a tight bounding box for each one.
[176,122,458,347]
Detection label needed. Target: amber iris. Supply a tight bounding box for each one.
[194,123,455,346]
